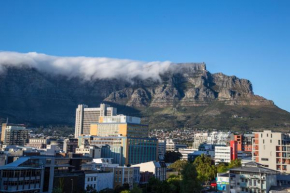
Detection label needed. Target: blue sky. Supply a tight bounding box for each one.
[0,0,289,112]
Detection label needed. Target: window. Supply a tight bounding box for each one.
[261,158,269,161]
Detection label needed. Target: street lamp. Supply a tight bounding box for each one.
[71,179,73,193]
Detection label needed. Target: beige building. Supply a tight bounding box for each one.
[132,161,167,181]
[1,123,29,146]
[102,166,136,189]
[74,103,117,138]
[26,138,49,149]
[90,115,148,138]
[75,145,101,158]
[252,130,290,173]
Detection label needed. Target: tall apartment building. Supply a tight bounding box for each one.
[1,123,29,146]
[234,134,254,152]
[74,104,117,138]
[252,130,290,173]
[88,115,158,165]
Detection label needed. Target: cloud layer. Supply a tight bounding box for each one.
[0,51,175,81]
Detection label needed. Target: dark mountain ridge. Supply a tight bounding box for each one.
[0,63,289,130]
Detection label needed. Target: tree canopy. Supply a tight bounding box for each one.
[180,163,202,193]
[164,151,182,163]
[193,154,216,185]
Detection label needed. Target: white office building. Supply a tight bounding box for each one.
[215,146,231,164]
[178,148,195,160]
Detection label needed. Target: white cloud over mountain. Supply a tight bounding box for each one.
[0,51,175,81]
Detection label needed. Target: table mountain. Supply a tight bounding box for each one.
[0,63,289,130]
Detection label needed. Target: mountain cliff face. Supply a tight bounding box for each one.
[0,63,288,130]
[104,63,273,107]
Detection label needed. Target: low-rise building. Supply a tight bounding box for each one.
[75,145,101,158]
[219,162,278,193]
[178,148,195,161]
[215,141,237,164]
[165,139,187,151]
[63,138,78,153]
[102,166,138,189]
[84,171,114,192]
[0,157,44,193]
[26,138,49,149]
[132,161,167,181]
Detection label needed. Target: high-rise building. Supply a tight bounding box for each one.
[88,115,158,165]
[252,130,290,173]
[1,123,29,146]
[74,104,117,138]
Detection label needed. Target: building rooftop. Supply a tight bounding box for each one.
[230,162,278,174]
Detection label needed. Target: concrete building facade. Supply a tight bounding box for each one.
[132,161,167,181]
[252,130,290,173]
[74,104,117,138]
[84,171,114,192]
[1,124,29,146]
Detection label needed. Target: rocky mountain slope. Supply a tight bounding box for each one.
[0,63,289,130]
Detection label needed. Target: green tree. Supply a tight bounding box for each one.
[180,163,201,193]
[194,154,216,185]
[147,177,170,193]
[228,159,241,168]
[168,160,188,175]
[120,191,130,193]
[114,183,130,193]
[216,159,241,173]
[167,175,181,193]
[216,163,229,173]
[131,185,142,193]
[85,185,97,193]
[164,151,182,163]
[99,189,114,193]
[52,187,62,193]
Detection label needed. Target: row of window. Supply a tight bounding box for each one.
[3,180,40,186]
[2,170,41,178]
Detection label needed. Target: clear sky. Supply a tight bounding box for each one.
[0,0,289,112]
